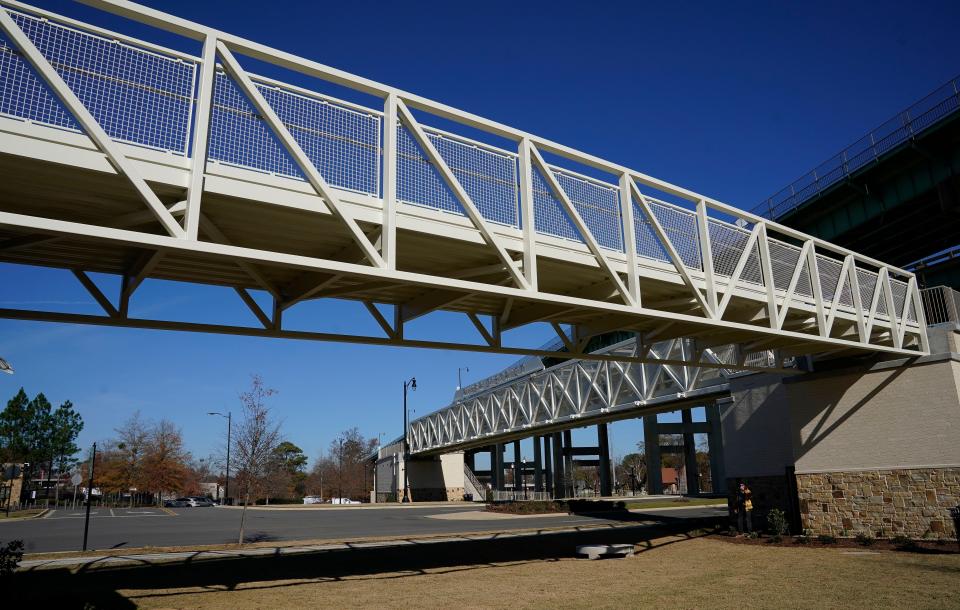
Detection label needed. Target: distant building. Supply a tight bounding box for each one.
[1,463,26,508]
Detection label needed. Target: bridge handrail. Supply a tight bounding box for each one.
[0,0,922,281]
[752,75,960,220]
[921,286,960,326]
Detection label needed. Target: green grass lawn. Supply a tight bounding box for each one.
[0,508,44,519]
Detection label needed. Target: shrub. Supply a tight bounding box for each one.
[817,534,837,544]
[0,540,24,576]
[795,528,812,544]
[767,508,789,542]
[855,532,875,546]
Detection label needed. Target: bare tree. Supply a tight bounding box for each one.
[233,375,282,544]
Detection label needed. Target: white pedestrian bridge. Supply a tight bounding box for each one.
[0,1,928,378]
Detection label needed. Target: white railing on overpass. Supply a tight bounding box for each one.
[921,286,960,326]
[754,75,960,220]
[0,0,928,365]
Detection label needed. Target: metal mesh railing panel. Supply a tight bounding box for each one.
[708,220,762,285]
[767,239,801,293]
[856,269,879,314]
[2,10,195,153]
[647,199,701,270]
[532,168,623,250]
[397,125,519,226]
[554,171,622,251]
[209,71,380,195]
[816,256,844,305]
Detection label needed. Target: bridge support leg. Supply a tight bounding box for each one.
[563,430,574,497]
[543,435,553,496]
[491,444,504,491]
[465,451,475,472]
[705,402,726,493]
[552,432,564,498]
[513,440,522,491]
[682,409,700,495]
[598,423,612,497]
[644,415,662,495]
[533,435,543,492]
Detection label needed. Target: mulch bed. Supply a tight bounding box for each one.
[713,533,959,554]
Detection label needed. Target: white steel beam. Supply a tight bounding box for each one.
[183,34,217,241]
[382,93,399,269]
[0,7,185,239]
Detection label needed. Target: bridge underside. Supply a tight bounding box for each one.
[0,0,928,372]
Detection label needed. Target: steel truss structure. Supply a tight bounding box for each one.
[408,337,740,455]
[0,1,929,375]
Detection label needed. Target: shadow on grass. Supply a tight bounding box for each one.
[10,518,723,607]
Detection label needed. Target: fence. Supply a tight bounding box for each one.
[921,285,960,326]
[754,75,960,219]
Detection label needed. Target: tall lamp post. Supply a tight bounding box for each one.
[207,411,231,505]
[402,377,416,503]
[457,366,469,391]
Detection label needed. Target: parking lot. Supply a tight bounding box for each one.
[0,504,725,554]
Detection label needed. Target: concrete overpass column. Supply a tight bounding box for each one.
[598,423,612,497]
[533,435,543,492]
[563,430,574,497]
[643,415,662,495]
[491,444,504,491]
[705,402,726,493]
[543,435,553,495]
[682,409,700,495]
[513,439,522,491]
[551,432,564,497]
[465,451,475,472]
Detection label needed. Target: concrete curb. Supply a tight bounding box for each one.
[0,508,49,523]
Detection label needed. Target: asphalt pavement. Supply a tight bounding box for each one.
[0,504,725,554]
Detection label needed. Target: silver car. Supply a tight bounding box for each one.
[178,496,215,507]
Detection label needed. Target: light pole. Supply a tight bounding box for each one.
[402,377,416,503]
[337,437,343,503]
[457,366,469,391]
[207,412,231,505]
[0,356,13,375]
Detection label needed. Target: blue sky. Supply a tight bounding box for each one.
[1,0,958,467]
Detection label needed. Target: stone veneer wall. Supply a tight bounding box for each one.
[797,467,960,538]
[409,487,465,502]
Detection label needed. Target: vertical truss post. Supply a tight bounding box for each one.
[382,93,399,269]
[696,200,717,314]
[756,224,779,327]
[619,173,641,306]
[518,138,538,290]
[184,34,217,241]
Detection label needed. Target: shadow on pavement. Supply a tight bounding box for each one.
[10,517,722,607]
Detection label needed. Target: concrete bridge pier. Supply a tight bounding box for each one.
[533,435,544,492]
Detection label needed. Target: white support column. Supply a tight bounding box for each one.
[696,200,716,314]
[881,268,901,349]
[908,277,930,353]
[382,93,399,269]
[756,224,778,327]
[620,174,641,306]
[846,255,867,342]
[184,34,217,241]
[807,242,828,336]
[0,8,185,239]
[518,138,538,290]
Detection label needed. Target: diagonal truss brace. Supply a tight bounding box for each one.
[396,100,529,290]
[529,144,634,306]
[215,41,385,268]
[0,7,185,239]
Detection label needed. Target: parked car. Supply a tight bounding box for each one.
[164,498,188,508]
[180,496,214,507]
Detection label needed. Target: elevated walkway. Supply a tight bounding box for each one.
[0,0,927,367]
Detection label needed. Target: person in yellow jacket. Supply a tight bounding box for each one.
[735,480,753,535]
